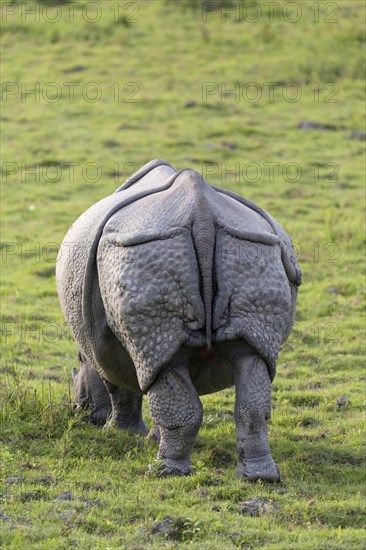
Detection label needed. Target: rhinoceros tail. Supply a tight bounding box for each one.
[186,172,215,350]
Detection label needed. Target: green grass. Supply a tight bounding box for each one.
[1,0,365,548]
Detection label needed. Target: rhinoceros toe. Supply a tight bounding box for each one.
[236,455,280,483]
[146,459,193,478]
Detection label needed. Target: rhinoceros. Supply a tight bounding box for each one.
[72,352,162,438]
[56,159,301,481]
[72,351,111,426]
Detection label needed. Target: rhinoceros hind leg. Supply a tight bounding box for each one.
[222,340,280,482]
[103,380,147,436]
[147,355,203,476]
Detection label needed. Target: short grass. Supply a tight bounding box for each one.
[1,0,365,548]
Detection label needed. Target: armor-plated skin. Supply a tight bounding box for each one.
[72,352,111,425]
[57,159,301,480]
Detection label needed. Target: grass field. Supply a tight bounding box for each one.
[1,0,365,548]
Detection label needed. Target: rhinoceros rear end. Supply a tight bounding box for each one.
[56,159,301,481]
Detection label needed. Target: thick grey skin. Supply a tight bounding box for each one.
[73,352,147,435]
[57,159,301,481]
[72,351,111,425]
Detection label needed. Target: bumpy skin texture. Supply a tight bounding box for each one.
[72,352,111,425]
[57,159,301,480]
[73,353,154,437]
[73,352,147,435]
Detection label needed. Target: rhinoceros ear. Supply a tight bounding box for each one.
[72,367,78,379]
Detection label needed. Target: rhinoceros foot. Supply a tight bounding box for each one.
[104,418,148,436]
[146,459,193,478]
[236,455,280,482]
